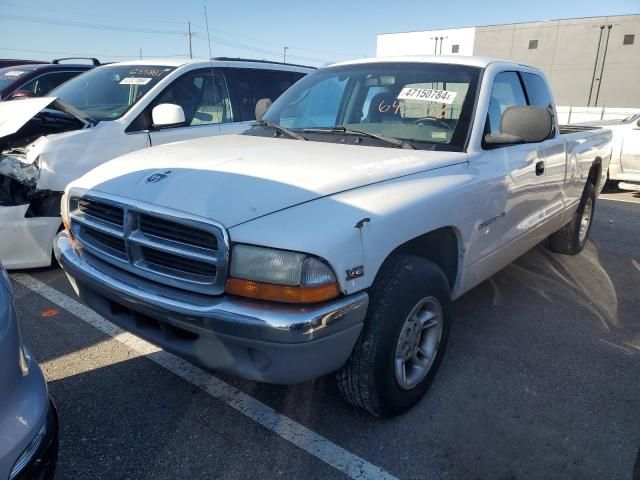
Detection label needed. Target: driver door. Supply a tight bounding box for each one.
[148,69,232,146]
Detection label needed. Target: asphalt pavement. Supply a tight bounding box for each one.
[10,189,640,480]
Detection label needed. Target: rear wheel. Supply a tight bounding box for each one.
[336,255,451,417]
[547,182,596,255]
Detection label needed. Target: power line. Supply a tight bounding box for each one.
[4,14,188,36]
[3,12,338,64]
[2,0,191,26]
[192,35,330,64]
[0,47,193,60]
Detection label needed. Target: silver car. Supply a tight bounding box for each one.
[0,264,58,480]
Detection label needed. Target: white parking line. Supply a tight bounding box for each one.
[600,195,640,205]
[12,273,398,480]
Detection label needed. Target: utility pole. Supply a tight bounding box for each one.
[188,21,194,59]
[283,46,289,63]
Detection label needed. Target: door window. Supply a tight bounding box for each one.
[227,69,302,121]
[485,71,527,135]
[19,71,83,97]
[153,70,233,126]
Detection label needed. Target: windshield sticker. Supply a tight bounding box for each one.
[127,68,166,77]
[1,70,25,78]
[431,131,447,140]
[119,77,153,85]
[397,88,458,105]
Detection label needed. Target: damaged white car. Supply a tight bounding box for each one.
[0,59,311,269]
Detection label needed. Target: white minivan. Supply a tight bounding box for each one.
[0,58,312,269]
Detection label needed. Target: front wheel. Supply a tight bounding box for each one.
[547,182,596,255]
[336,255,451,417]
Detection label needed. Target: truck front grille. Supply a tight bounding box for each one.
[69,194,228,295]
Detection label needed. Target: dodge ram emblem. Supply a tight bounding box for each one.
[145,170,172,184]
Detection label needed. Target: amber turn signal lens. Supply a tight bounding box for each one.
[226,277,340,304]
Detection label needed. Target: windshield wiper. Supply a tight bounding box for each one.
[252,120,306,140]
[303,125,415,149]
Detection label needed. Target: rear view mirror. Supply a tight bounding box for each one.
[485,106,553,146]
[152,104,186,128]
[255,98,272,121]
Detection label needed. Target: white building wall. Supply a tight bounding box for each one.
[376,27,476,57]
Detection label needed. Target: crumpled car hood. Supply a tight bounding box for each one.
[70,134,468,227]
[0,96,89,139]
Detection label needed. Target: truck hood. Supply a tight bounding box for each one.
[72,134,468,227]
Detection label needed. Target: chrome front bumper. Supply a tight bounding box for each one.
[54,230,368,383]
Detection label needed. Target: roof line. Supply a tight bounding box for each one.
[377,13,640,36]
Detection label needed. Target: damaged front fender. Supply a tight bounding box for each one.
[0,149,40,187]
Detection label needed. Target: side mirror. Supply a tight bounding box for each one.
[152,104,186,128]
[255,98,272,121]
[485,106,553,146]
[8,90,35,100]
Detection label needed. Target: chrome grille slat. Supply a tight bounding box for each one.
[72,214,125,238]
[130,232,218,263]
[141,247,217,277]
[139,214,218,251]
[69,193,227,295]
[77,198,124,227]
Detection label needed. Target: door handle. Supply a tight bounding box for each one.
[535,161,545,176]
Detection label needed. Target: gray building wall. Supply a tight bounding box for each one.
[473,15,640,107]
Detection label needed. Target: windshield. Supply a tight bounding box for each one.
[49,64,175,121]
[260,62,480,150]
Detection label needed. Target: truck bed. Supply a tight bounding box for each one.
[558,124,602,135]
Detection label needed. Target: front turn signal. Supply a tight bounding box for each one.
[225,277,340,304]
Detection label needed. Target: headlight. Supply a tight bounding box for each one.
[60,192,70,230]
[0,152,40,186]
[226,244,340,303]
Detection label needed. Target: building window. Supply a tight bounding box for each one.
[451,44,460,54]
[623,34,635,45]
[528,39,538,49]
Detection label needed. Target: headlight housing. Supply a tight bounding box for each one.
[60,192,70,230]
[226,244,340,303]
[0,152,40,186]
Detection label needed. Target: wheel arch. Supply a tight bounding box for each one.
[379,226,462,291]
[588,156,603,190]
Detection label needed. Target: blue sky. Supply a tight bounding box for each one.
[0,0,638,66]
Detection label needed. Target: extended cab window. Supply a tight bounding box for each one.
[152,70,233,126]
[485,71,527,135]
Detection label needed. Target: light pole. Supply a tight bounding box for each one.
[283,46,289,63]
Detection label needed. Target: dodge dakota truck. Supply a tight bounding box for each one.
[55,56,612,417]
[0,58,311,269]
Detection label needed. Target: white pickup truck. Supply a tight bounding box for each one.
[55,56,612,417]
[0,58,311,269]
[581,113,640,190]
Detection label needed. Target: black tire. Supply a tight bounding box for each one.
[603,178,621,193]
[336,255,451,417]
[547,182,596,255]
